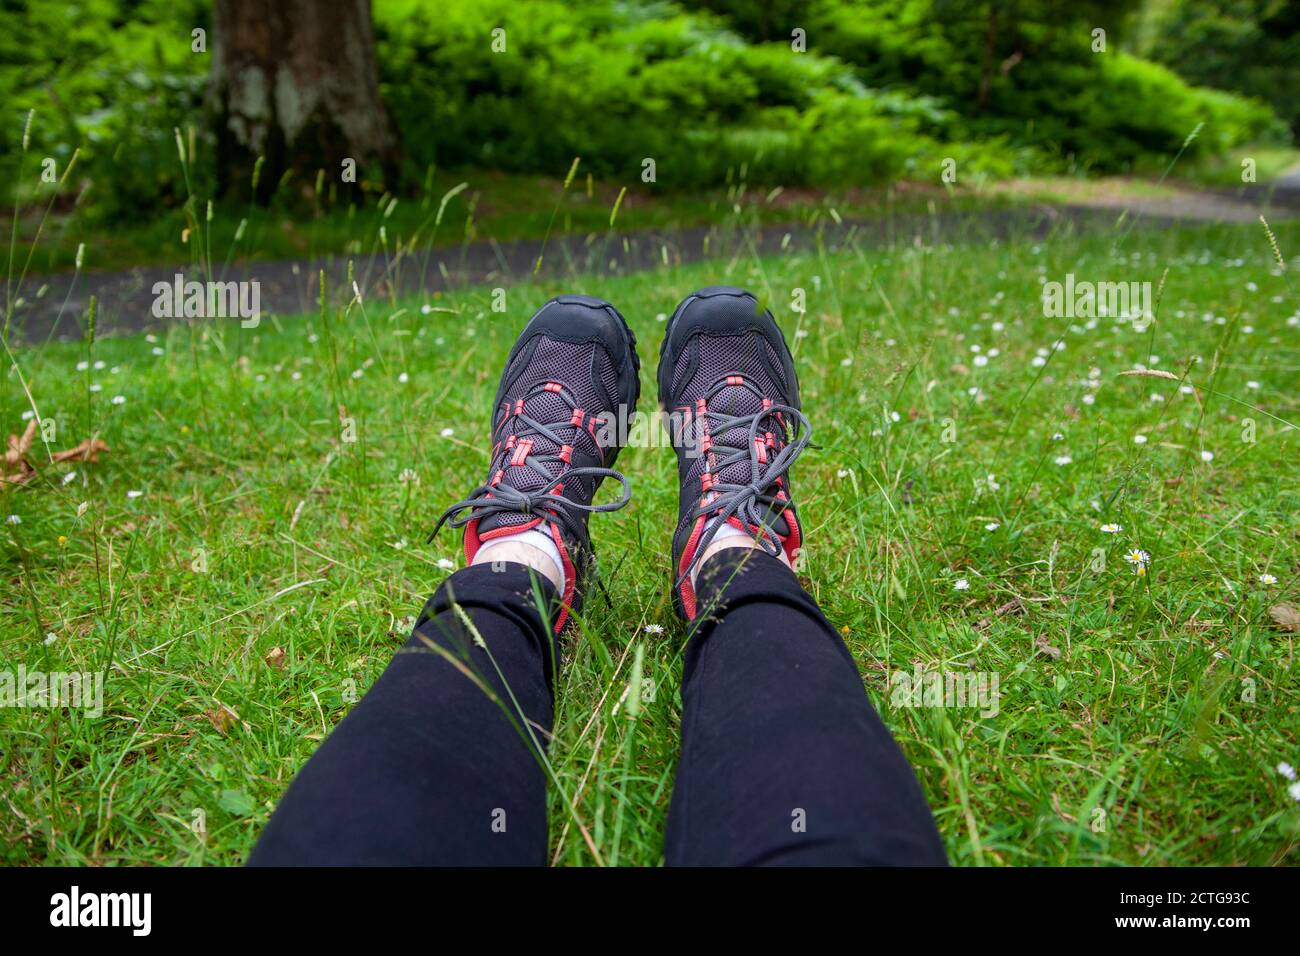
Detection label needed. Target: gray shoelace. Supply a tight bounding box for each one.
[677,400,812,587]
[429,392,632,555]
[430,465,631,552]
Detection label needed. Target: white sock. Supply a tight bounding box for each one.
[691,517,757,589]
[478,527,566,591]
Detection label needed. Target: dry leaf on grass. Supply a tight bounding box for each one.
[50,437,109,464]
[1269,604,1300,633]
[1118,369,1180,381]
[975,598,1025,633]
[264,647,287,670]
[1035,634,1062,660]
[205,704,239,735]
[2,419,110,486]
[5,419,36,467]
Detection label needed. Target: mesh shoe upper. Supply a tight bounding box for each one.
[433,295,640,632]
[657,286,810,620]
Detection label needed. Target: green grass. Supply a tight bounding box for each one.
[2,212,1298,866]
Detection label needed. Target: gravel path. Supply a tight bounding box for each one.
[8,185,1297,344]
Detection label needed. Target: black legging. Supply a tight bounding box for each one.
[248,549,947,866]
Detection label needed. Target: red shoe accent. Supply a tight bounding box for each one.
[570,408,585,427]
[559,444,572,463]
[548,521,578,634]
[779,493,802,566]
[676,515,707,620]
[721,495,800,565]
[726,375,744,385]
[510,438,534,467]
[462,514,546,565]
[544,382,563,393]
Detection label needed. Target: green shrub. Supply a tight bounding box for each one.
[0,0,210,221]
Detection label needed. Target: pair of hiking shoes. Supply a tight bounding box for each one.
[432,286,811,632]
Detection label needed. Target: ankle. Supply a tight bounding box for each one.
[472,534,565,591]
[691,520,792,589]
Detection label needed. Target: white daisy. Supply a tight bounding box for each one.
[643,624,665,635]
[1200,450,1213,462]
[5,514,20,525]
[1259,573,1277,586]
[1100,523,1123,534]
[440,427,455,438]
[954,578,970,591]
[984,522,1000,532]
[1054,455,1072,466]
[1279,762,1297,781]
[398,468,419,484]
[111,395,126,406]
[436,557,455,571]
[126,490,143,499]
[1123,548,1151,575]
[1133,434,1147,445]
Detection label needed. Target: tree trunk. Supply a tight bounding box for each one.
[977,4,999,113]
[208,0,399,203]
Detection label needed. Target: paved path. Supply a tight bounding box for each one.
[8,184,1297,344]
